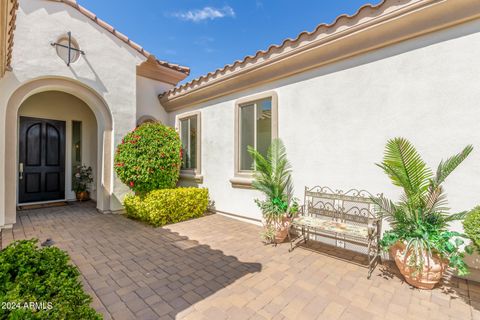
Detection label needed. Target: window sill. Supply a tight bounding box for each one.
[179,172,204,184]
[229,176,253,189]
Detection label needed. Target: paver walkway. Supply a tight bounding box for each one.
[2,202,480,320]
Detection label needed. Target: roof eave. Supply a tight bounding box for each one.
[160,0,480,111]
[137,55,189,85]
[1,0,17,78]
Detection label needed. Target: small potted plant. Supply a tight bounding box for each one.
[73,165,93,201]
[248,139,298,244]
[373,137,473,289]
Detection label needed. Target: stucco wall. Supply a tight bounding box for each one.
[0,0,160,224]
[18,91,97,201]
[168,19,480,228]
[136,76,172,125]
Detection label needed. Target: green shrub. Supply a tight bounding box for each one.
[464,206,480,249]
[124,187,209,227]
[0,240,102,320]
[114,122,182,194]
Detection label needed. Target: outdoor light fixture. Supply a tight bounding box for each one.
[51,31,85,66]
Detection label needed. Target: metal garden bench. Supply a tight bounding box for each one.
[288,186,382,278]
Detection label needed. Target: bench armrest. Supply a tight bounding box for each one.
[367,218,381,238]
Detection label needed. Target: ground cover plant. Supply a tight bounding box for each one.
[0,239,102,320]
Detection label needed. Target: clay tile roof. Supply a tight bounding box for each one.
[49,0,190,75]
[161,0,391,98]
[6,0,19,70]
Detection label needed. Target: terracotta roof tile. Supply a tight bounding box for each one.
[5,0,189,76]
[6,0,18,70]
[161,0,394,98]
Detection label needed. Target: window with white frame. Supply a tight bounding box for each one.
[235,93,278,177]
[178,113,200,172]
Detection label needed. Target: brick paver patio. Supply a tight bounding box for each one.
[2,202,480,320]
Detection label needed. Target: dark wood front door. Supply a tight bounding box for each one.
[19,117,66,203]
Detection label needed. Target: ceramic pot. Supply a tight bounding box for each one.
[275,217,292,243]
[390,241,447,290]
[76,191,89,202]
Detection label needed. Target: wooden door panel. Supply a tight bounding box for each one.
[19,117,65,203]
[25,173,41,193]
[46,124,60,166]
[45,172,61,192]
[25,123,42,166]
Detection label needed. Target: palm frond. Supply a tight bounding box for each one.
[425,185,449,214]
[443,211,468,223]
[370,195,396,218]
[433,145,473,187]
[378,138,432,205]
[248,139,294,202]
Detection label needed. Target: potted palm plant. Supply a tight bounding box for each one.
[73,165,93,201]
[373,137,473,289]
[248,139,298,244]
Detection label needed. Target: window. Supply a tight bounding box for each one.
[72,121,82,190]
[239,98,272,170]
[232,92,278,188]
[176,111,202,182]
[55,37,81,64]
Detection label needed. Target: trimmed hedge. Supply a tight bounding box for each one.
[114,122,182,194]
[464,206,480,249]
[0,240,102,320]
[124,188,209,227]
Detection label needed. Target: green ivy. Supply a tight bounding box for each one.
[114,122,182,194]
[464,206,480,250]
[124,187,209,227]
[0,240,102,320]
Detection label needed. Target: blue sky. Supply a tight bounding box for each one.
[77,0,381,83]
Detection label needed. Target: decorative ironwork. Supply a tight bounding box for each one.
[290,185,382,279]
[51,32,85,66]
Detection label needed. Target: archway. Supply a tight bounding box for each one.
[4,77,114,226]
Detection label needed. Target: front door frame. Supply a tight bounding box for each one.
[18,116,66,204]
[3,77,114,228]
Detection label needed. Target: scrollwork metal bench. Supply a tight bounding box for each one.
[288,186,382,278]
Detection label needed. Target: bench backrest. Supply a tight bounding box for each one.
[304,186,378,226]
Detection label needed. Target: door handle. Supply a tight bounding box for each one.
[19,162,24,180]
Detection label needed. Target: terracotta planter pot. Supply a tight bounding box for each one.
[390,242,447,290]
[76,191,90,202]
[274,217,292,244]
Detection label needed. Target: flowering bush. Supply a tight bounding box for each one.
[73,165,93,193]
[114,122,182,194]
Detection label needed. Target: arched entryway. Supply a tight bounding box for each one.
[4,77,114,226]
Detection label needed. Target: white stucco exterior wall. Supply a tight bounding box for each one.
[136,76,172,125]
[0,0,171,224]
[169,19,480,229]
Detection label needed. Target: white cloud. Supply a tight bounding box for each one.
[173,6,235,22]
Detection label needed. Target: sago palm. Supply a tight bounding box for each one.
[248,139,294,209]
[373,137,473,275]
[248,139,297,242]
